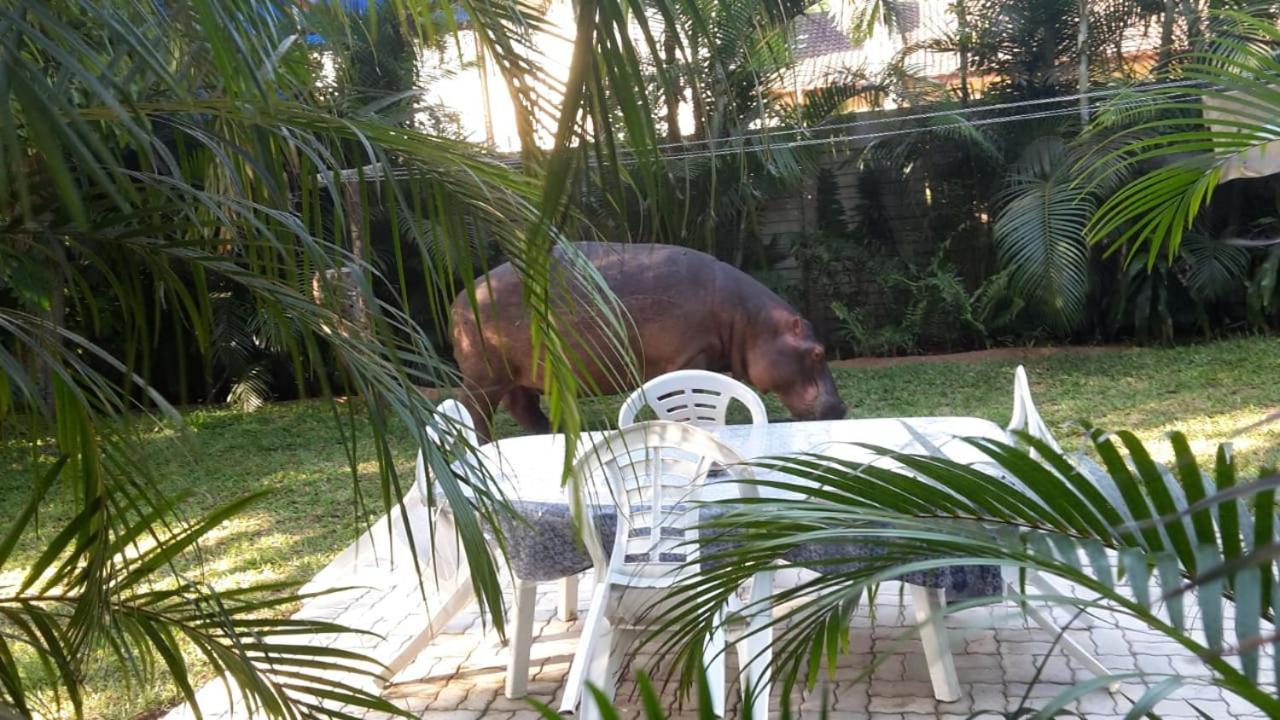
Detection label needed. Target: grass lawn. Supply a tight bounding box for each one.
[2,334,1279,719]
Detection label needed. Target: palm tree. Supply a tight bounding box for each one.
[646,427,1280,716]
[1085,7,1280,265]
[0,0,768,714]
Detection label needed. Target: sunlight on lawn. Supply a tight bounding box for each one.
[1140,407,1280,472]
[3,336,1279,720]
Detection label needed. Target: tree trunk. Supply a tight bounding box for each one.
[38,264,65,415]
[1042,19,1056,90]
[955,0,971,105]
[1178,0,1201,46]
[1158,0,1175,69]
[474,31,496,148]
[1077,0,1089,124]
[663,30,682,143]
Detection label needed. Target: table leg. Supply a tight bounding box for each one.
[559,574,579,621]
[505,579,537,698]
[910,584,961,702]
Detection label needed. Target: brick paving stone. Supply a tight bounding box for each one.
[455,688,495,711]
[1163,682,1222,703]
[868,693,940,714]
[953,651,1004,684]
[1159,698,1231,718]
[969,683,1007,714]
[830,682,869,712]
[427,687,469,710]
[1006,681,1074,700]
[485,695,537,712]
[1223,691,1269,716]
[1133,653,1175,675]
[1001,653,1075,683]
[994,627,1040,643]
[832,653,874,680]
[901,654,932,683]
[1002,640,1058,655]
[869,680,935,699]
[1075,689,1119,715]
[161,561,1276,720]
[1090,627,1130,656]
[847,630,874,654]
[870,655,907,681]
[1129,639,1183,656]
[965,629,998,653]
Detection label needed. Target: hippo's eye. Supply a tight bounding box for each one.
[811,348,823,362]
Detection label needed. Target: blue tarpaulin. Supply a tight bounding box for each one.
[300,0,472,44]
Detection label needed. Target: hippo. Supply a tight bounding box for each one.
[450,242,847,439]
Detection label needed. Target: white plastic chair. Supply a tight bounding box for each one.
[367,399,483,685]
[1003,365,1113,687]
[414,399,479,505]
[559,421,774,720]
[895,367,1112,702]
[1007,365,1063,456]
[413,402,579,700]
[507,372,771,701]
[618,369,769,428]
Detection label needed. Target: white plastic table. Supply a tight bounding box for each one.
[475,416,1007,503]
[373,416,1010,684]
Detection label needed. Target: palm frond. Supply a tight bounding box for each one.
[0,0,656,713]
[648,429,1280,716]
[1083,8,1280,265]
[994,137,1094,329]
[1179,231,1251,302]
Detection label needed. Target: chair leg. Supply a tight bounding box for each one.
[378,508,474,686]
[910,584,961,703]
[1005,578,1117,691]
[559,582,612,715]
[734,572,773,720]
[1027,569,1095,627]
[574,617,619,720]
[559,574,579,621]
[504,579,537,699]
[704,608,728,718]
[580,627,631,720]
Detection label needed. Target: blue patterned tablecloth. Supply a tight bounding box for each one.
[474,417,1011,602]
[493,502,1003,601]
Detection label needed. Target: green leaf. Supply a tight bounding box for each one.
[0,455,66,572]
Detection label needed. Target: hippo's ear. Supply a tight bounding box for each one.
[791,316,804,336]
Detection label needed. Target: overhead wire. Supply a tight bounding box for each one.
[657,92,1203,162]
[341,79,1206,178]
[641,78,1207,155]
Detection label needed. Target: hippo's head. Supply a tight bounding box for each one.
[749,315,847,421]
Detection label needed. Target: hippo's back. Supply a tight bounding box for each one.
[452,241,724,321]
[450,242,732,389]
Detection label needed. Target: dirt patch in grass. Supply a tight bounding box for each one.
[830,344,1131,369]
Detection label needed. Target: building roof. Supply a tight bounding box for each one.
[791,12,853,60]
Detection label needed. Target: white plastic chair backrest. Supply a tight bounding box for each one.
[1006,366,1063,454]
[571,421,754,589]
[617,370,768,429]
[414,399,480,503]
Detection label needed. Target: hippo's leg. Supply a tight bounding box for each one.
[501,387,552,434]
[458,380,505,443]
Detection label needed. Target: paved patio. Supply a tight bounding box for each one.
[165,558,1275,720]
